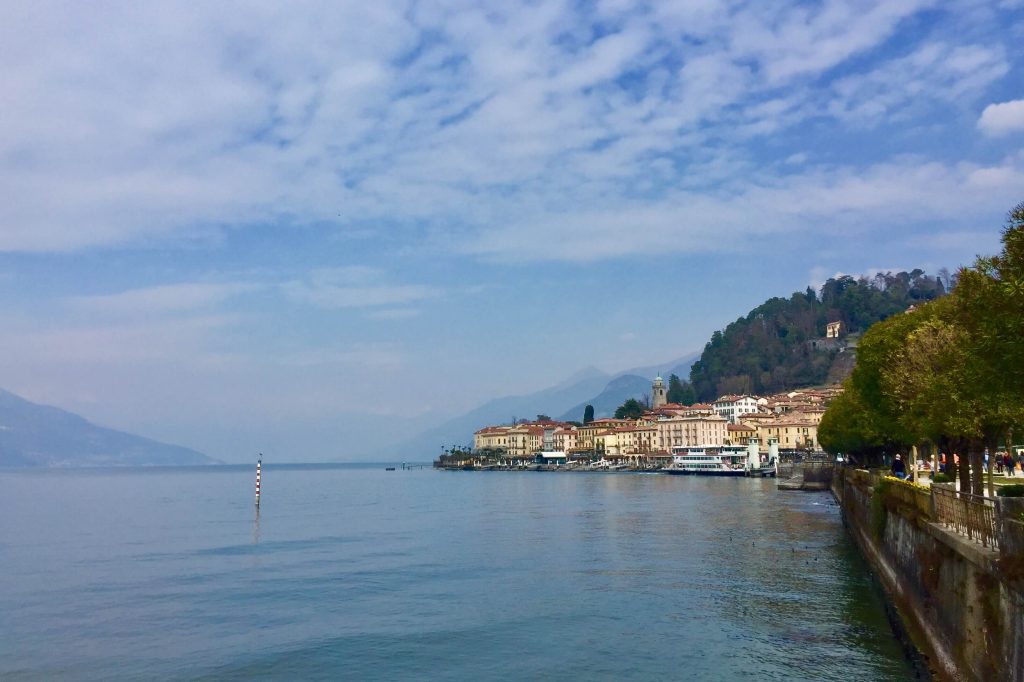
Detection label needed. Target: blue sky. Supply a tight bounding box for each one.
[2,0,1023,461]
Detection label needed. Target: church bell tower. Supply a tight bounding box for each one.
[652,375,667,408]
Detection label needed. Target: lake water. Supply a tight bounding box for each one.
[1,465,917,680]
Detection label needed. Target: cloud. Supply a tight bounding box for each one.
[276,345,406,371]
[1,0,1012,261]
[978,99,1024,137]
[283,267,441,309]
[728,0,936,84]
[828,43,1007,125]
[460,154,1024,263]
[367,308,422,320]
[68,282,257,318]
[0,314,241,366]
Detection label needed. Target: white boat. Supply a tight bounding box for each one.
[664,444,778,477]
[663,446,747,476]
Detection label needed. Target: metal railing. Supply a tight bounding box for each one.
[932,485,999,550]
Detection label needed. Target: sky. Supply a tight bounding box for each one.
[2,0,1024,462]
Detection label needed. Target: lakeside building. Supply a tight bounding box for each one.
[726,422,757,446]
[712,395,759,423]
[755,412,820,451]
[576,418,632,451]
[505,424,544,457]
[474,426,511,451]
[551,426,578,454]
[471,380,841,460]
[655,413,729,450]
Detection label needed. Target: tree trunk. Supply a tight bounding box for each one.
[968,438,985,497]
[986,433,1000,498]
[957,437,971,492]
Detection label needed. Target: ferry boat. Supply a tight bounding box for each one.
[663,443,778,477]
[663,445,747,476]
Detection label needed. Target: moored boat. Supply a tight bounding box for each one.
[663,441,778,477]
[663,445,747,476]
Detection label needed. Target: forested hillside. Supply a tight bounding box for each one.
[689,270,948,401]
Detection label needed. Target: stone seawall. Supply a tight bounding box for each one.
[834,469,1024,682]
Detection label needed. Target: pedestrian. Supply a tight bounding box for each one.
[1006,452,1015,477]
[890,453,907,480]
[1018,451,1024,477]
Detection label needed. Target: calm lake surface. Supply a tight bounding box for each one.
[1,465,917,680]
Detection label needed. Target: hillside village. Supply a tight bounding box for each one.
[468,376,843,468]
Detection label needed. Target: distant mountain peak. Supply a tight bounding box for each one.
[548,366,609,391]
[0,387,218,468]
[387,352,701,455]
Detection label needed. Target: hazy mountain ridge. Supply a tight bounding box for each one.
[556,374,652,422]
[390,352,700,455]
[557,355,700,421]
[0,388,218,467]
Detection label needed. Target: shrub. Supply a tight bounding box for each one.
[932,473,954,484]
[997,484,1024,497]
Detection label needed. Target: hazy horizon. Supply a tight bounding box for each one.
[2,2,1022,462]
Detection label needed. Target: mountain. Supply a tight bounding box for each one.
[387,369,613,457]
[556,374,651,421]
[0,388,218,467]
[389,352,700,457]
[689,270,947,401]
[557,352,700,421]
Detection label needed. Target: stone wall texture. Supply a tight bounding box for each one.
[835,469,1024,682]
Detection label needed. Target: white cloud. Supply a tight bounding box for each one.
[460,154,1024,263]
[367,309,422,320]
[978,99,1024,137]
[68,282,257,317]
[728,0,936,84]
[828,43,1007,125]
[1,0,1007,259]
[276,345,406,371]
[283,267,441,309]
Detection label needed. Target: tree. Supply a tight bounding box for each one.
[818,385,892,465]
[819,201,1024,490]
[583,405,595,424]
[689,270,946,401]
[614,398,645,420]
[667,374,696,405]
[535,414,551,422]
[818,309,918,466]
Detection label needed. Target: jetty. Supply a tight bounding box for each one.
[778,459,835,491]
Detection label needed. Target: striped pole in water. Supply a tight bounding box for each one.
[255,455,262,508]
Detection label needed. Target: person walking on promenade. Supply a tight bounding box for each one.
[891,454,907,480]
[1006,452,1015,477]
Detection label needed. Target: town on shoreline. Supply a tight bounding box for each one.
[436,377,843,470]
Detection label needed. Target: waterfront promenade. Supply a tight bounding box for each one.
[833,467,1024,681]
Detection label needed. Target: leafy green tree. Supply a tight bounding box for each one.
[614,398,645,420]
[818,384,892,465]
[583,405,595,424]
[819,202,1024,491]
[689,271,946,401]
[666,374,696,405]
